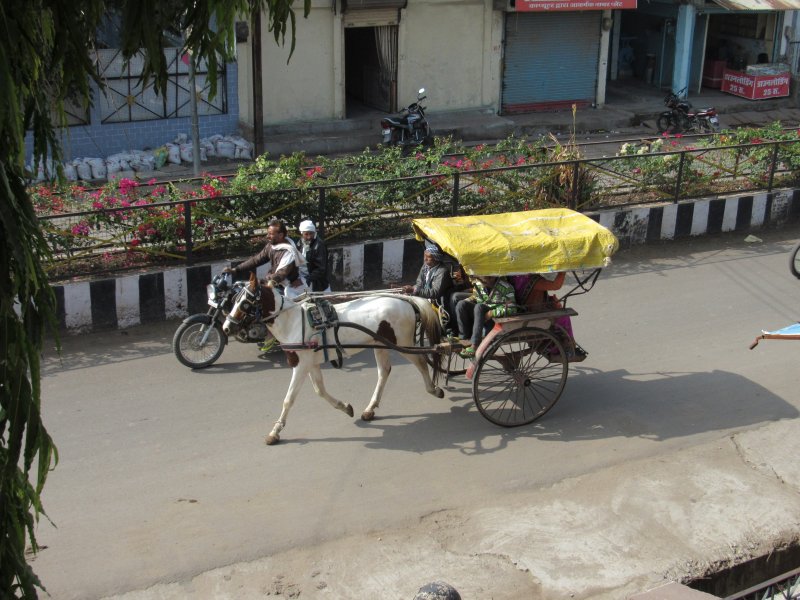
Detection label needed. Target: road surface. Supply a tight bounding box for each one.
[33,228,800,599]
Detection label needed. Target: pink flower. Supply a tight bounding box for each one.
[147,178,157,185]
[130,239,140,247]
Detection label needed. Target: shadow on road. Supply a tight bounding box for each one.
[277,365,797,454]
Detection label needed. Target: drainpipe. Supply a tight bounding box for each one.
[672,3,697,97]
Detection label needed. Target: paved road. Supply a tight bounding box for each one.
[34,228,800,599]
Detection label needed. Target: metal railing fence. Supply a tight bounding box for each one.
[38,137,800,279]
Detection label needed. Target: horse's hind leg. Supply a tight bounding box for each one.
[361,348,392,422]
[308,365,354,418]
[407,353,444,398]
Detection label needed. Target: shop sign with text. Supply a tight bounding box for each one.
[516,0,636,10]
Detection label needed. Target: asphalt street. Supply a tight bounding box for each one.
[34,227,800,599]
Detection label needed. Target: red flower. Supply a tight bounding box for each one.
[130,239,140,247]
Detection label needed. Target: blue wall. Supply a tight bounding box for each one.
[26,62,239,163]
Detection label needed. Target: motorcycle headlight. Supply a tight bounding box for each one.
[207,284,217,301]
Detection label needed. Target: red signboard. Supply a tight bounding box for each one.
[516,0,636,10]
[721,68,790,100]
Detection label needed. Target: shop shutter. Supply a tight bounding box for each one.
[343,7,401,27]
[502,12,602,113]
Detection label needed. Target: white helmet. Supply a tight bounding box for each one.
[299,220,316,233]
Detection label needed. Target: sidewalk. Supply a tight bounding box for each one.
[104,418,800,599]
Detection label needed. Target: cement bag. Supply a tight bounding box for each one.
[130,151,155,172]
[174,133,188,144]
[153,146,168,169]
[200,138,216,158]
[215,139,236,159]
[63,161,78,181]
[166,143,181,164]
[179,143,193,163]
[75,159,93,181]
[229,136,253,160]
[88,158,107,181]
[107,152,132,171]
[106,158,123,177]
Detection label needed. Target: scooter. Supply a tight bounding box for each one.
[656,89,720,134]
[380,88,434,154]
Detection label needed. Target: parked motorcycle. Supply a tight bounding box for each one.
[173,272,268,368]
[381,88,434,154]
[656,89,720,134]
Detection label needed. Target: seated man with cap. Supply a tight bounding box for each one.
[297,219,331,292]
[403,245,453,302]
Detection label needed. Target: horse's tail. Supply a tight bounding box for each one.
[405,296,444,385]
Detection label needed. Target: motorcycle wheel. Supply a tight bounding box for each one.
[173,320,226,368]
[789,240,800,279]
[656,114,674,134]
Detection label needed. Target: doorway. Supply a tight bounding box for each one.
[344,25,397,117]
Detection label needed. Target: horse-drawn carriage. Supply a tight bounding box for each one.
[195,208,618,444]
[411,208,619,426]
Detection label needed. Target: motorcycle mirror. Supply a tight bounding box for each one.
[418,87,425,95]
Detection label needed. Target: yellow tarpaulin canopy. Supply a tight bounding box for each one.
[412,209,619,276]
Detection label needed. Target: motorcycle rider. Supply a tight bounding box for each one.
[297,219,331,292]
[223,218,308,297]
[223,218,308,353]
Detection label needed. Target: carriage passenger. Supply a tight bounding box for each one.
[455,276,518,358]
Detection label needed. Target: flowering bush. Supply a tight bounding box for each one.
[30,124,800,278]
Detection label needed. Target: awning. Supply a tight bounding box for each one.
[712,0,800,10]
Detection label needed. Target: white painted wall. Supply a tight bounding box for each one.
[238,0,503,127]
[398,0,500,111]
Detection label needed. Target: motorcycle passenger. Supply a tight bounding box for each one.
[297,219,331,293]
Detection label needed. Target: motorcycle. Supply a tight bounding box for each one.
[381,88,434,154]
[656,89,720,134]
[173,272,269,368]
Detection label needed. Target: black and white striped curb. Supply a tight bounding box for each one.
[53,189,800,333]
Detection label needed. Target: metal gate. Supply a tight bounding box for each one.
[502,12,602,113]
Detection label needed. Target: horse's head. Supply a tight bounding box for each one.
[222,273,259,336]
[221,274,284,336]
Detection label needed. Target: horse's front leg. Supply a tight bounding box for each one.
[267,359,310,446]
[308,365,354,417]
[361,348,392,422]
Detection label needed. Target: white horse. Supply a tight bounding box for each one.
[222,277,444,445]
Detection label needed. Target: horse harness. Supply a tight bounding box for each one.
[275,292,425,369]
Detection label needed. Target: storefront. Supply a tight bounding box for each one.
[500,0,637,113]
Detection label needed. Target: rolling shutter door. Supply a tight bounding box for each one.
[343,7,401,27]
[502,12,602,113]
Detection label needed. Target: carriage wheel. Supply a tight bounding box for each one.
[472,327,568,427]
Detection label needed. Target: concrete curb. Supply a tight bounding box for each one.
[52,189,800,333]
